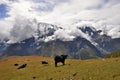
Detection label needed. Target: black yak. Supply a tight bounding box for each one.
[54,55,68,67]
[41,61,48,64]
[14,63,19,66]
[17,64,27,69]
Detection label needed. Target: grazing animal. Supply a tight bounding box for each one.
[41,61,48,64]
[33,76,36,79]
[17,64,27,69]
[14,63,19,66]
[54,55,68,67]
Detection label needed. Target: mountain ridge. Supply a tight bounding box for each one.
[0,22,120,59]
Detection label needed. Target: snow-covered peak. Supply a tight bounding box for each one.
[34,22,62,42]
[3,18,119,45]
[78,26,102,37]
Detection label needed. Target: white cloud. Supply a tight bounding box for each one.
[99,24,120,38]
[8,16,37,43]
[0,0,120,42]
[0,18,13,40]
[45,26,92,42]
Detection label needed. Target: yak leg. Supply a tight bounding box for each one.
[55,61,57,67]
[62,61,65,65]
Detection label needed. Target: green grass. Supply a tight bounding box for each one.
[0,56,120,80]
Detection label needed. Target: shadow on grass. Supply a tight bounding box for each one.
[55,64,71,67]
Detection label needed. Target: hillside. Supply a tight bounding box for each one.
[0,56,120,80]
[105,49,120,58]
[2,37,102,59]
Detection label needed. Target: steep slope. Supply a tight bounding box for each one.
[79,26,120,54]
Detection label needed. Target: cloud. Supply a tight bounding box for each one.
[8,16,37,43]
[0,0,120,42]
[45,26,92,42]
[0,18,13,40]
[100,25,120,39]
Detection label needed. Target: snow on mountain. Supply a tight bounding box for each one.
[34,22,62,42]
[0,17,118,45]
[0,18,120,59]
[1,19,118,49]
[4,18,94,44]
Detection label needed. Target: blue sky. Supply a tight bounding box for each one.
[0,4,8,19]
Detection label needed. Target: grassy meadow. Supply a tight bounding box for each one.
[0,56,120,80]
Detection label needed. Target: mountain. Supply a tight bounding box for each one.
[38,37,102,59]
[34,22,62,40]
[0,22,120,59]
[0,39,9,56]
[79,26,120,54]
[3,37,102,59]
[104,49,120,58]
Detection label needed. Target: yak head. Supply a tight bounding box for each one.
[61,55,68,59]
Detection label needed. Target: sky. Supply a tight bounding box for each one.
[0,0,120,42]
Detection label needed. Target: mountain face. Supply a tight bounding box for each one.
[0,39,9,56]
[0,22,120,59]
[2,37,102,59]
[79,26,120,54]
